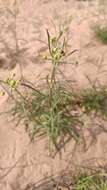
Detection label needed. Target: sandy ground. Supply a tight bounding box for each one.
[0,0,107,189]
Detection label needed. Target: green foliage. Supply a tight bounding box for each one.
[4,29,81,150]
[95,26,107,44]
[75,173,107,190]
[81,88,107,117]
[12,83,81,148]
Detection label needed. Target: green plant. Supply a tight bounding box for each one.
[75,173,107,190]
[95,25,107,44]
[1,29,82,150]
[81,88,107,117]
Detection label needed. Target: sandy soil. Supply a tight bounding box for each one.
[0,0,107,189]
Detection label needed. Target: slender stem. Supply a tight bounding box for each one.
[46,29,52,57]
[21,83,44,96]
